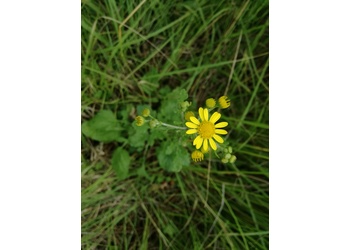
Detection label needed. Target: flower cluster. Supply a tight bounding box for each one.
[220,146,236,164]
[182,95,236,163]
[134,94,236,165]
[135,108,160,128]
[205,95,230,109]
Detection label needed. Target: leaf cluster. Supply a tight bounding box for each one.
[82,88,192,179]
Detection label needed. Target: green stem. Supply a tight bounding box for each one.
[148,114,187,130]
[161,122,187,130]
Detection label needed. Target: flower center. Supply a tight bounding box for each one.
[198,121,215,139]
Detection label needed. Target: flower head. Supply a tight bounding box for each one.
[185,107,228,151]
[218,96,230,109]
[185,111,195,121]
[205,98,216,108]
[142,108,150,117]
[181,101,191,112]
[135,116,145,126]
[191,150,204,162]
[149,119,159,128]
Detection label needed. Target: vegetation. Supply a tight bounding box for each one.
[82,0,268,249]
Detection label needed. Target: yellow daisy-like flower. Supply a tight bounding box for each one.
[185,107,228,151]
[218,96,230,109]
[191,150,204,162]
[205,98,216,108]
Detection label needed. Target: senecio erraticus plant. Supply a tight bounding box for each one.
[134,89,236,165]
[82,88,236,177]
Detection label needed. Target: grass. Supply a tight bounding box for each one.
[81,0,269,249]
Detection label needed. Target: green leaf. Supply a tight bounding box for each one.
[157,140,190,172]
[148,127,166,146]
[158,88,188,124]
[111,148,130,180]
[128,123,149,148]
[82,110,123,142]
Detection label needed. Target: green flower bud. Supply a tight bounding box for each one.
[225,153,231,159]
[229,155,237,163]
[181,101,190,109]
[221,158,229,164]
[149,119,159,128]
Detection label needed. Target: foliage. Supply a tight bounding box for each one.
[81,110,123,143]
[81,0,269,249]
[157,140,190,172]
[111,148,130,180]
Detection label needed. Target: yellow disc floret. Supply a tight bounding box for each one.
[218,96,230,109]
[198,121,215,139]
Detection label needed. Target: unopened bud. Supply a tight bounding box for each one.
[229,155,237,164]
[135,116,145,126]
[142,108,150,117]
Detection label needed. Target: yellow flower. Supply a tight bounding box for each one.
[191,150,204,162]
[135,116,145,126]
[205,98,216,108]
[185,107,228,151]
[218,96,230,109]
[185,111,195,121]
[142,108,150,117]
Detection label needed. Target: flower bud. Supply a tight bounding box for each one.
[142,108,150,117]
[218,96,230,109]
[221,158,229,164]
[149,119,159,128]
[205,98,216,108]
[229,155,237,163]
[191,150,204,162]
[135,116,145,126]
[185,111,195,121]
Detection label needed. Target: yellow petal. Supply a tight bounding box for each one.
[195,137,203,149]
[209,138,217,150]
[215,129,228,135]
[215,122,228,128]
[213,134,224,143]
[186,122,198,128]
[199,107,204,121]
[193,135,203,145]
[193,135,200,145]
[189,116,200,125]
[203,108,209,121]
[203,139,208,151]
[186,129,198,134]
[209,112,221,123]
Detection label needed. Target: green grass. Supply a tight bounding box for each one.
[82,0,269,249]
